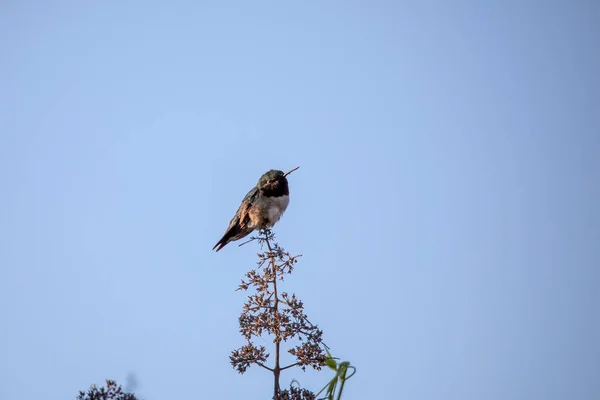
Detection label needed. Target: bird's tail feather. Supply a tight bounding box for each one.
[212,238,228,252]
[212,224,241,252]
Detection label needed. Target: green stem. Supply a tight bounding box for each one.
[336,377,346,400]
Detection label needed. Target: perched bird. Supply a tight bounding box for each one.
[213,167,298,252]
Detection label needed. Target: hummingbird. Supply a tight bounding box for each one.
[213,167,299,252]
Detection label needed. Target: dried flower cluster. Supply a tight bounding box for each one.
[77,380,138,400]
[279,385,317,400]
[230,230,326,399]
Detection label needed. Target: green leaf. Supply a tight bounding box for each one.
[325,357,337,370]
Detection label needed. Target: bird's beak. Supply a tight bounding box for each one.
[283,166,300,177]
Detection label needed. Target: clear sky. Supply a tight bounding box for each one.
[1,1,598,399]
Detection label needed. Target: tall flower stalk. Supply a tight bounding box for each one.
[230,230,326,400]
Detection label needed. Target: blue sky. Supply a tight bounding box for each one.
[1,1,598,399]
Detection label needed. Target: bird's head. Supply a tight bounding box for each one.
[257,169,287,193]
[257,167,298,196]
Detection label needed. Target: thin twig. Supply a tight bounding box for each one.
[280,362,299,371]
[256,362,274,372]
[238,237,258,247]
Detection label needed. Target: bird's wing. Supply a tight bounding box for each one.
[228,186,258,230]
[213,187,259,251]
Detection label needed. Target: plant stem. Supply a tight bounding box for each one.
[266,235,281,400]
[337,378,346,400]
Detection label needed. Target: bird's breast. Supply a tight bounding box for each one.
[250,194,289,228]
[266,195,289,225]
